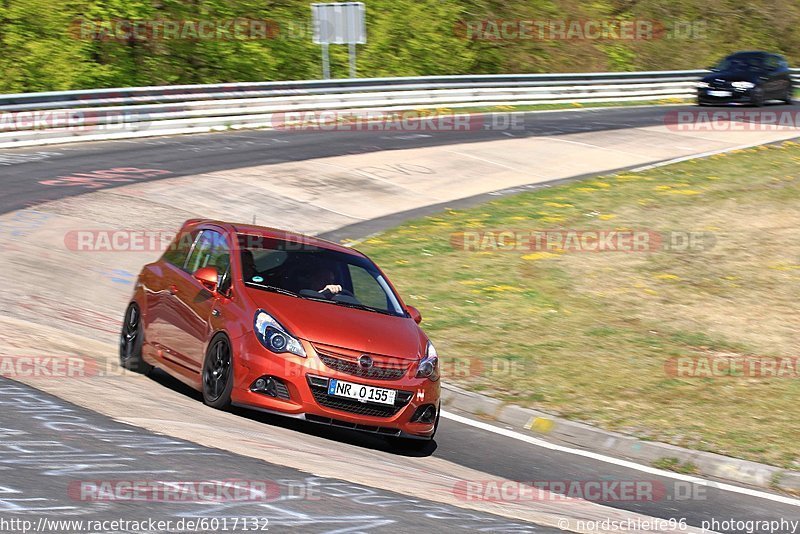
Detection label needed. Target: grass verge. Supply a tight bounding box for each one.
[357,140,800,468]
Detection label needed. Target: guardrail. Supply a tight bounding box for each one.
[0,69,797,148]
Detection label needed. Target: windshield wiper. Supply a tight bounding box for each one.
[244,281,298,298]
[332,301,397,316]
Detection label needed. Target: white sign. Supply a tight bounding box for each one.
[312,2,366,45]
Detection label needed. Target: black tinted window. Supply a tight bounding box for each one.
[238,234,404,315]
[718,54,765,71]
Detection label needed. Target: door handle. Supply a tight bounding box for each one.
[169,284,178,295]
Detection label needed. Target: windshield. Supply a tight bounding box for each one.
[238,234,405,317]
[716,54,765,72]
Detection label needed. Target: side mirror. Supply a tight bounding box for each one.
[406,305,422,324]
[194,266,219,292]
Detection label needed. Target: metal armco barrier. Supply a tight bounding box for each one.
[0,69,797,148]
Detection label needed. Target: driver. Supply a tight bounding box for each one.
[241,249,261,281]
[311,267,342,295]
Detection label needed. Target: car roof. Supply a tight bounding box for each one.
[726,51,768,58]
[187,219,366,257]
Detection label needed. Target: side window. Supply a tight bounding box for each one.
[185,230,230,275]
[766,55,779,71]
[348,265,388,310]
[162,230,197,269]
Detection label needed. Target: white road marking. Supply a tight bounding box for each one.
[541,136,649,158]
[441,411,800,507]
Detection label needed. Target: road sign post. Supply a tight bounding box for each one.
[311,2,366,79]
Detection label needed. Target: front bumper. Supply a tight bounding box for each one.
[230,335,440,438]
[697,87,756,105]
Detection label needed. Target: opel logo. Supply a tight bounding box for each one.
[358,354,374,369]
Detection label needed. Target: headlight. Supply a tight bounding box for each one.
[416,341,439,380]
[254,310,306,357]
[731,81,755,89]
[697,81,710,88]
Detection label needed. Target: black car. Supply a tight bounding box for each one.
[697,51,794,106]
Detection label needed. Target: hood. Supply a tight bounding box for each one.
[703,71,762,84]
[244,287,424,360]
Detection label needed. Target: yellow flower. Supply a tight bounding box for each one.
[655,273,681,281]
[664,189,701,196]
[483,285,522,293]
[598,214,617,221]
[521,252,559,261]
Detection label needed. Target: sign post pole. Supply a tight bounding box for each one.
[348,42,356,78]
[321,43,331,79]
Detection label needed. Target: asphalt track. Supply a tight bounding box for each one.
[0,103,750,215]
[1,104,799,533]
[0,376,560,533]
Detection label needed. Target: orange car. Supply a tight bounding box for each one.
[120,219,440,443]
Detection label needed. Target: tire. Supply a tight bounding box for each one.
[119,303,153,375]
[202,334,234,410]
[751,87,765,107]
[783,87,794,105]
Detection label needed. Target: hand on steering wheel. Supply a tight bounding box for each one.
[320,284,343,294]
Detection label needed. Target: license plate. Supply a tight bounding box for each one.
[327,379,396,405]
[708,90,732,97]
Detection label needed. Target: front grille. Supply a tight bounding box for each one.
[317,352,407,381]
[307,377,412,418]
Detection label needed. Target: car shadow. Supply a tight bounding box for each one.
[146,367,438,458]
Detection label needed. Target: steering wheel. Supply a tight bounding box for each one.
[319,288,355,299]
